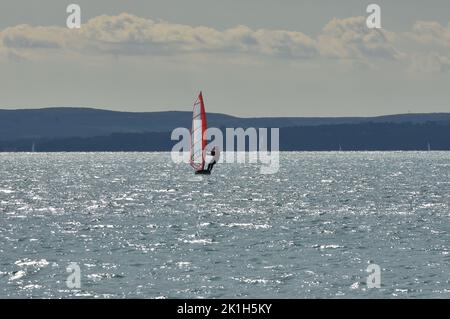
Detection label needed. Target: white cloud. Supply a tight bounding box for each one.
[409,21,450,47]
[0,13,332,62]
[1,13,449,73]
[1,25,64,49]
[78,14,318,58]
[0,13,319,61]
[403,21,450,72]
[317,17,401,61]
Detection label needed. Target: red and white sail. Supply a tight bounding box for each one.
[190,92,207,171]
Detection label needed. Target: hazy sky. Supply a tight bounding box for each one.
[1,0,450,117]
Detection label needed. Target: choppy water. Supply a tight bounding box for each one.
[0,152,449,298]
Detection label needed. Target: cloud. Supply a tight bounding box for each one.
[0,13,449,73]
[0,24,69,61]
[0,13,319,61]
[77,14,318,58]
[409,21,450,47]
[317,17,401,61]
[2,25,63,49]
[403,21,450,72]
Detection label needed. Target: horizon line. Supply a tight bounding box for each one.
[0,106,449,120]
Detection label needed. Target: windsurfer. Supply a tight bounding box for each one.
[206,147,220,172]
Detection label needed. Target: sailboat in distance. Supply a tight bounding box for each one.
[190,92,211,175]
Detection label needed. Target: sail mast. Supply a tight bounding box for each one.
[198,92,207,166]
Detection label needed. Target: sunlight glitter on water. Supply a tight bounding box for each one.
[0,152,449,298]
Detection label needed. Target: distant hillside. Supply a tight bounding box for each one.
[1,122,449,152]
[0,107,449,141]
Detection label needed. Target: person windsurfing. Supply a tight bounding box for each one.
[206,147,220,172]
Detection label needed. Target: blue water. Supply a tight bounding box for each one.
[0,152,449,298]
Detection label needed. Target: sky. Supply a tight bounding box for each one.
[0,0,450,117]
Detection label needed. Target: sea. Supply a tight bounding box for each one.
[0,152,449,298]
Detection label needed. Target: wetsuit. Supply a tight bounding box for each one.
[207,151,216,172]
